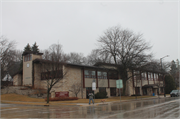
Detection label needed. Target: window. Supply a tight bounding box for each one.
[41,70,63,80]
[159,74,163,81]
[24,54,32,62]
[84,70,95,78]
[148,72,153,80]
[151,73,154,80]
[154,73,158,81]
[156,74,158,80]
[108,71,118,79]
[134,70,140,80]
[98,71,107,79]
[141,72,146,80]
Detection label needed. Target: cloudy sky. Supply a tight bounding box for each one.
[1,0,179,62]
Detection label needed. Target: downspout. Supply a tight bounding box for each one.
[153,72,155,84]
[107,71,110,88]
[81,68,84,99]
[32,61,34,88]
[140,71,142,96]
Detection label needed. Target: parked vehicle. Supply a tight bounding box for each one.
[170,90,180,97]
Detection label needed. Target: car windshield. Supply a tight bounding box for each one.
[171,90,179,93]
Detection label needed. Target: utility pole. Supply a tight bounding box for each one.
[160,55,169,97]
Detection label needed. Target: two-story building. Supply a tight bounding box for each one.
[13,51,167,98]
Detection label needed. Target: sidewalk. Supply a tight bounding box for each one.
[76,95,170,106]
[1,94,169,107]
[2,96,168,107]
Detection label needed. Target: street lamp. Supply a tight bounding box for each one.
[160,55,169,69]
[160,55,169,97]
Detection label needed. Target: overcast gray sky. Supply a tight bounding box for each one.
[1,0,179,62]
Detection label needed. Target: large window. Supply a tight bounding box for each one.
[108,71,118,79]
[159,74,163,81]
[98,71,107,79]
[41,70,63,80]
[134,70,140,80]
[154,73,158,81]
[84,70,95,78]
[148,72,153,80]
[141,72,146,80]
[24,54,32,62]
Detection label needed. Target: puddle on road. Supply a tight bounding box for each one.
[1,97,180,118]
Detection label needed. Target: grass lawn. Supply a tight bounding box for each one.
[1,93,157,105]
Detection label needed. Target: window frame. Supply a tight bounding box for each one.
[24,54,32,62]
[41,70,63,80]
[84,70,96,78]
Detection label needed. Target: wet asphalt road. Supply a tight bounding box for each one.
[1,97,180,118]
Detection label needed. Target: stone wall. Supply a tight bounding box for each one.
[13,74,22,86]
[1,86,47,98]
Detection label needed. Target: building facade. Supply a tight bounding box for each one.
[13,52,166,98]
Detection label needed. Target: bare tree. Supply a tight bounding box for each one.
[66,52,87,65]
[86,49,112,65]
[40,43,68,103]
[69,82,82,97]
[0,36,16,80]
[97,26,152,95]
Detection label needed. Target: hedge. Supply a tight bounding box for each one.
[45,97,78,101]
[95,92,108,99]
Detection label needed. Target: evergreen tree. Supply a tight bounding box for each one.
[23,43,31,52]
[170,60,177,77]
[32,42,39,53]
[165,75,176,93]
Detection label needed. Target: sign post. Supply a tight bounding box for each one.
[92,79,96,104]
[116,79,123,102]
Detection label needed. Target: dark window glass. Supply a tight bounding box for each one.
[98,71,107,79]
[84,70,95,78]
[108,71,118,79]
[41,70,63,80]
[24,54,32,62]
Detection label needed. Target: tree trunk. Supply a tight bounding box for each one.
[47,89,50,103]
[121,69,128,96]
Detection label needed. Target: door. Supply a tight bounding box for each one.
[135,87,140,95]
[110,88,116,96]
[142,87,147,95]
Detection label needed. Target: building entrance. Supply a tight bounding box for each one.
[110,88,116,96]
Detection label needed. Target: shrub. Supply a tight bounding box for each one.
[95,92,108,99]
[45,97,78,101]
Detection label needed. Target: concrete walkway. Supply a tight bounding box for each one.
[76,95,169,106]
